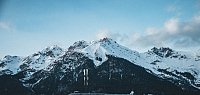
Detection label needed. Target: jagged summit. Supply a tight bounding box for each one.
[0,45,64,75]
[98,37,116,43]
[68,40,88,51]
[148,47,188,59]
[69,38,140,66]
[151,47,173,52]
[68,38,116,51]
[40,45,63,57]
[150,47,174,57]
[2,55,21,61]
[0,55,22,75]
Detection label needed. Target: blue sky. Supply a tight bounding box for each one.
[0,0,200,58]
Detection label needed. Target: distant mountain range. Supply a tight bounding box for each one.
[1,38,200,95]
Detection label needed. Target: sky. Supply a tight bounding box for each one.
[0,0,200,58]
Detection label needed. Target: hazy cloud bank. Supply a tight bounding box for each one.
[96,14,200,51]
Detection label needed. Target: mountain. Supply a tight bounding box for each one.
[0,38,200,95]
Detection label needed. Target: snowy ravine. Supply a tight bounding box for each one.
[0,38,200,94]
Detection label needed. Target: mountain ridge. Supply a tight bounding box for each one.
[0,38,200,95]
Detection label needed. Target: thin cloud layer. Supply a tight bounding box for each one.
[0,21,15,32]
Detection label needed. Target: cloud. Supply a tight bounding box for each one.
[136,14,200,49]
[166,4,178,13]
[96,14,200,51]
[164,18,179,33]
[0,21,15,32]
[166,2,182,16]
[96,29,110,39]
[96,29,128,42]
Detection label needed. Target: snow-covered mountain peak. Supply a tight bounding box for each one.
[68,40,89,51]
[72,38,140,66]
[0,45,65,76]
[151,47,173,52]
[148,47,187,59]
[40,45,63,57]
[21,45,64,72]
[98,37,115,43]
[2,55,21,61]
[0,55,23,75]
[150,47,174,57]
